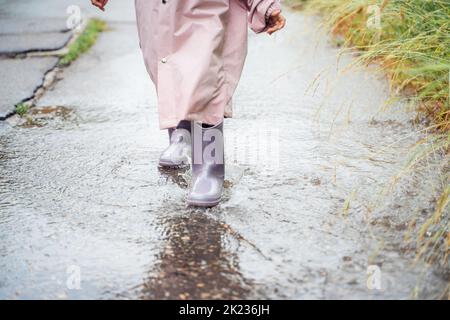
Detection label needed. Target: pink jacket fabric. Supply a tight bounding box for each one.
[135,0,281,129]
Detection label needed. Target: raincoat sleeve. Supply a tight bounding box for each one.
[240,0,282,33]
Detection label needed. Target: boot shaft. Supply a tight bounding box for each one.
[191,122,224,173]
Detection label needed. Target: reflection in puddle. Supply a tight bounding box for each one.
[141,212,251,300]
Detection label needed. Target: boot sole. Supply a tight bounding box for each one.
[186,198,221,208]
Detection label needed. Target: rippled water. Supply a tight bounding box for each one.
[0,9,447,299]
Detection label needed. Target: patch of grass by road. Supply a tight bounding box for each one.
[59,18,107,66]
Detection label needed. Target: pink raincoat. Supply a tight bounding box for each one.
[135,0,281,129]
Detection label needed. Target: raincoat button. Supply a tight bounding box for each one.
[162,0,167,4]
[161,58,167,63]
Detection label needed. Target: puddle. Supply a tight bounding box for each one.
[140,212,251,300]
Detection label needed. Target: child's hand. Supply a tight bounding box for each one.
[266,10,286,35]
[91,0,109,11]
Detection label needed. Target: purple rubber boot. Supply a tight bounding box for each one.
[158,120,191,168]
[187,122,224,207]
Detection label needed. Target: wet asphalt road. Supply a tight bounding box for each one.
[0,0,136,119]
[0,4,447,299]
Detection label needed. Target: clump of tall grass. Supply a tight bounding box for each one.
[295,0,449,128]
[290,0,449,273]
